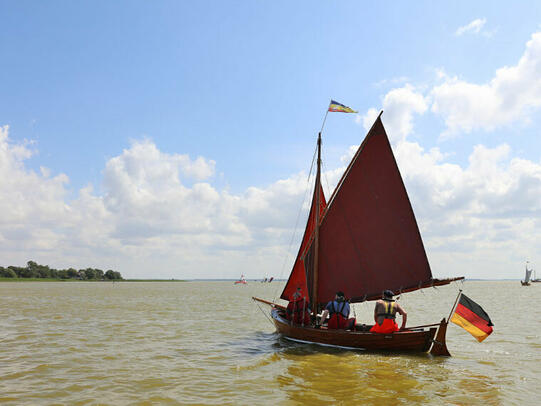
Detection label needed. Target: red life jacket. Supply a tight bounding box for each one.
[327,301,349,329]
[286,297,311,325]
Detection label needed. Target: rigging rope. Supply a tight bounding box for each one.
[272,143,318,303]
[254,300,275,326]
[321,155,333,200]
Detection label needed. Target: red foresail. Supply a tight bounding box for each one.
[317,116,433,304]
[281,184,326,302]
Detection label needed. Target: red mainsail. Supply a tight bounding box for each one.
[282,114,462,308]
[280,184,326,302]
[316,116,433,304]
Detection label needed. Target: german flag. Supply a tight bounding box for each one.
[451,293,493,342]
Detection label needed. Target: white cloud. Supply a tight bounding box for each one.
[2,118,541,280]
[432,31,541,136]
[455,18,487,36]
[361,85,427,143]
[0,125,71,253]
[0,128,311,279]
[395,139,541,278]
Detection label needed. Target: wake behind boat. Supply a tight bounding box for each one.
[254,107,463,355]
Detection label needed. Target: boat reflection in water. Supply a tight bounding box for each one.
[271,344,501,405]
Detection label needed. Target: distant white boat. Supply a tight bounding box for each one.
[521,262,533,286]
[531,268,541,283]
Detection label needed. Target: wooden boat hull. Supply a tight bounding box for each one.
[271,309,436,352]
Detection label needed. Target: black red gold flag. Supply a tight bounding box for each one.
[451,293,493,342]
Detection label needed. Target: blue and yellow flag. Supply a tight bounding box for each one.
[328,100,357,113]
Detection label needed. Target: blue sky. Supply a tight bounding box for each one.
[1,1,541,279]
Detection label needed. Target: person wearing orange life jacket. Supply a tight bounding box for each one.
[320,291,356,329]
[286,287,311,326]
[370,290,407,333]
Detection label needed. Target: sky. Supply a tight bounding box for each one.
[1,1,541,279]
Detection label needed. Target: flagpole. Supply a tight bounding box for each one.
[320,100,331,134]
[311,100,329,322]
[312,130,321,321]
[447,289,463,323]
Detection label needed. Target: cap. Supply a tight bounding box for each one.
[383,290,394,299]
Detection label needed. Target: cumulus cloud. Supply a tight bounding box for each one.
[0,128,313,279]
[361,85,427,143]
[455,18,487,36]
[0,126,71,253]
[394,139,541,278]
[2,116,541,280]
[432,31,541,136]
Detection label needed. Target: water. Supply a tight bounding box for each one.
[0,281,539,405]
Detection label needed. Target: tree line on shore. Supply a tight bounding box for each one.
[0,261,123,280]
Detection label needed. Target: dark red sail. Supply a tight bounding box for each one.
[281,184,326,302]
[317,116,433,304]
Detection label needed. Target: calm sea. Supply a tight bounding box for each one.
[0,281,539,405]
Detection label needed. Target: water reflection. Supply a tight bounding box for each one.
[274,351,424,405]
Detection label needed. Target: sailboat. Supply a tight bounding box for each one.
[254,111,463,354]
[521,263,533,286]
[530,265,540,283]
[235,274,247,285]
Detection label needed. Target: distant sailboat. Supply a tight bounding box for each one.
[254,110,463,354]
[521,263,533,286]
[531,267,541,283]
[235,274,247,285]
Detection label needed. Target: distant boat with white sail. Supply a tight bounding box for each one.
[521,262,533,286]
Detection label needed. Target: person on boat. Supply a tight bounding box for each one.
[370,290,407,333]
[286,288,311,326]
[320,291,356,329]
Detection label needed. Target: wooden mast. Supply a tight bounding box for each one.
[312,132,322,318]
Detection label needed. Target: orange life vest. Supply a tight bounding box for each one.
[370,300,399,333]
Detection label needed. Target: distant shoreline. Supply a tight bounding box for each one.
[0,278,521,283]
[0,278,187,283]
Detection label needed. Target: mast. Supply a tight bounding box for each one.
[312,132,322,315]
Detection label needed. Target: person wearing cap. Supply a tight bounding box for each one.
[319,291,356,329]
[370,290,407,333]
[286,287,311,326]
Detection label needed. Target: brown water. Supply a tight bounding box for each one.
[0,281,539,405]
